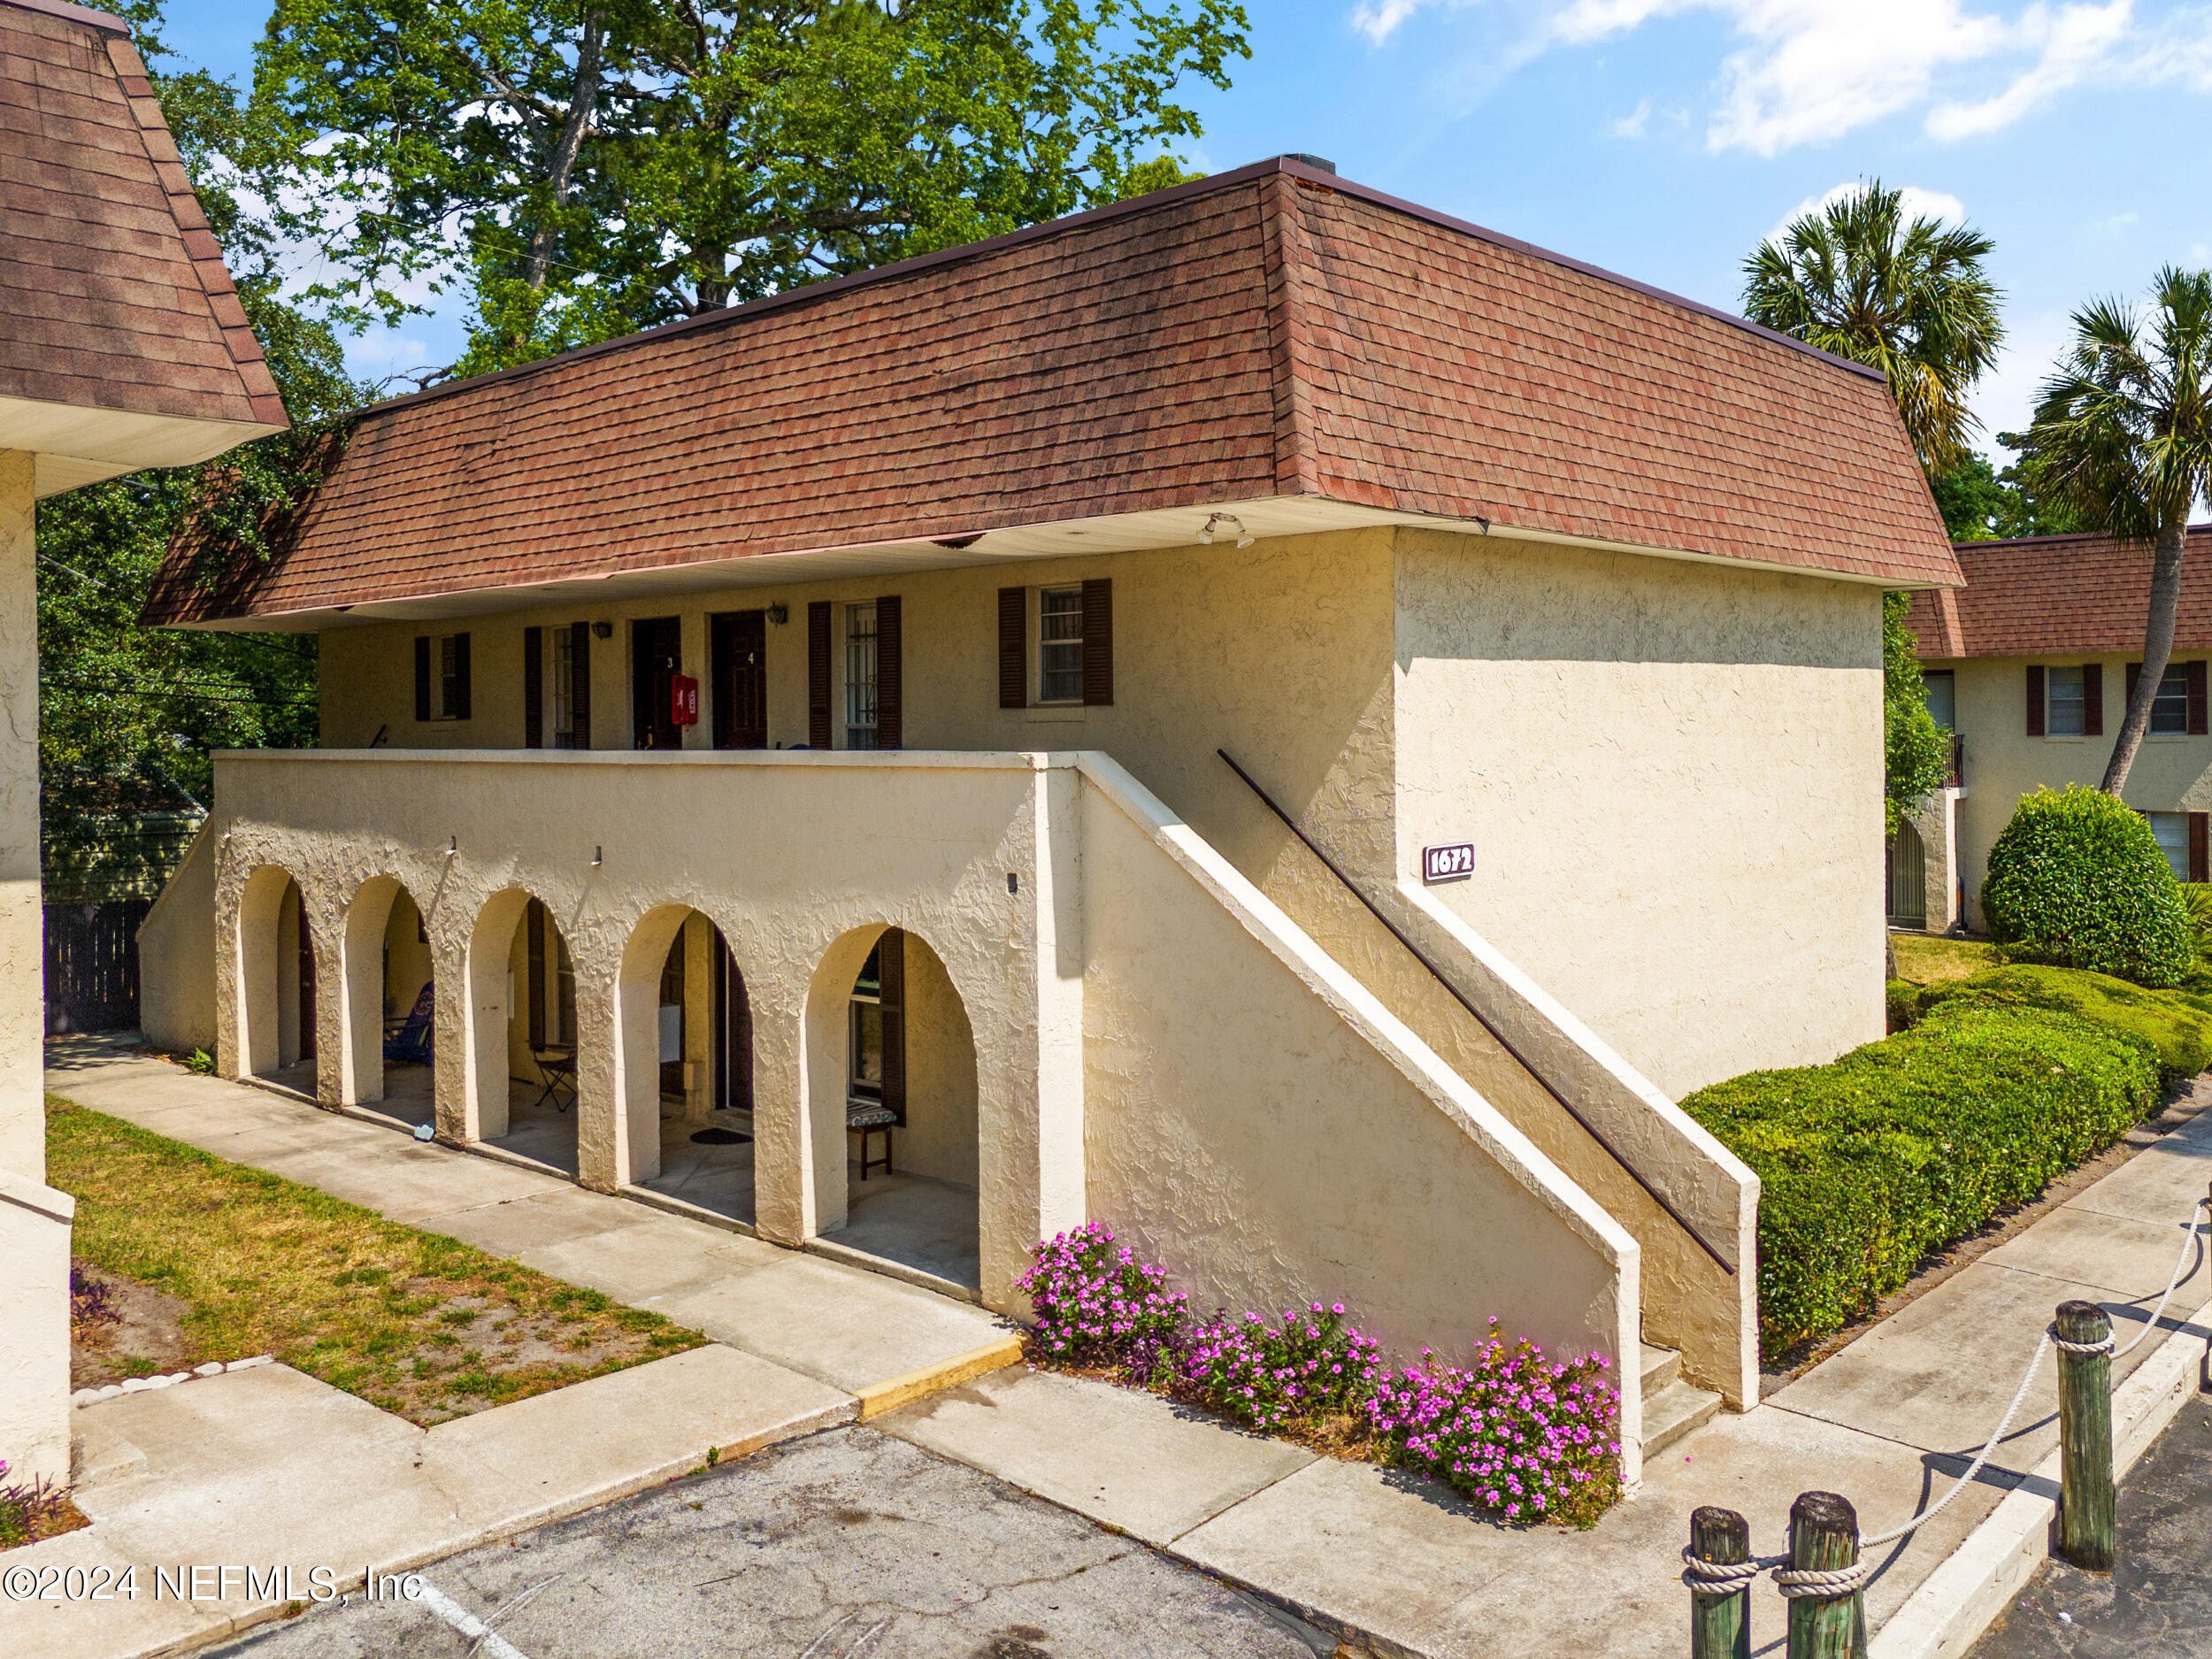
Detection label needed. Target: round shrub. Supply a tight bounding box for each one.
[1981,785,2194,987]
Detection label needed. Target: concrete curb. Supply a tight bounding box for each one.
[1870,1287,2212,1659]
[804,1234,982,1303]
[855,1334,1026,1420]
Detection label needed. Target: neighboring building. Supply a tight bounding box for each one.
[0,0,287,1484]
[137,157,1957,1471]
[1902,528,2212,933]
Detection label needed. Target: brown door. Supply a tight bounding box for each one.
[632,616,683,749]
[710,610,767,749]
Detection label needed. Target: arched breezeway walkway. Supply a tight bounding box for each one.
[230,863,319,1096]
[626,905,757,1225]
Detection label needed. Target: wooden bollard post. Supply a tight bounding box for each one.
[2054,1299,2116,1572]
[1783,1492,1863,1659]
[1686,1506,1751,1659]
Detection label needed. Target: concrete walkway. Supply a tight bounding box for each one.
[34,1042,2212,1658]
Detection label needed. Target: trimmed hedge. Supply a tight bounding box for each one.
[1916,964,2212,1085]
[1685,1002,2158,1359]
[1981,785,2193,987]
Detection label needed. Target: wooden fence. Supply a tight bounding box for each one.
[43,898,153,1034]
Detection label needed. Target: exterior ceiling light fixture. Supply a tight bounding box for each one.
[766,603,789,626]
[1198,512,1254,549]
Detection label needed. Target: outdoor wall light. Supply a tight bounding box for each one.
[1007,872,1019,895]
[1197,512,1254,549]
[446,837,457,858]
[592,846,603,867]
[766,603,789,626]
[591,620,613,639]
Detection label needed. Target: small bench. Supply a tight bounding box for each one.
[847,1102,896,1179]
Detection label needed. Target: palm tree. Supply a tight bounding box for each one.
[2016,266,2212,795]
[1743,180,2004,472]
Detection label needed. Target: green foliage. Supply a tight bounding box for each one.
[2183,883,2212,958]
[1885,979,1921,1033]
[1884,592,1948,837]
[1981,786,2195,987]
[1917,964,2212,1085]
[1685,1002,2158,1358]
[254,0,1254,375]
[1742,179,2004,472]
[1927,447,2083,541]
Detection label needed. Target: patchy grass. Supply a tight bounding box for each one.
[1891,932,2001,985]
[0,1469,87,1552]
[47,1098,705,1425]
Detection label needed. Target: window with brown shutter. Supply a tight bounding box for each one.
[415,636,432,722]
[879,926,906,1125]
[526,897,547,1049]
[2026,664,2045,737]
[998,587,1026,709]
[2084,661,2103,736]
[523,627,543,749]
[449,632,472,720]
[2190,661,2208,735]
[877,595,902,749]
[1081,578,1113,706]
[808,600,833,749]
[569,621,593,749]
[2193,813,2209,883]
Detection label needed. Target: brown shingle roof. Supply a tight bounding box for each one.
[0,0,286,429]
[143,158,1955,626]
[1908,529,2212,659]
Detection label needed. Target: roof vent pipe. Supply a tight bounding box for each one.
[1283,153,1336,175]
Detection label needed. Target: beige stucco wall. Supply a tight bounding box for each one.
[1936,655,2212,930]
[0,449,71,1484]
[898,933,980,1189]
[138,822,218,1053]
[1391,529,1886,1097]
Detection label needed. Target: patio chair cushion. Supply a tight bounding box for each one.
[846,1103,898,1129]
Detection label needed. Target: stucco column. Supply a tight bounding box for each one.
[0,450,40,1174]
[572,973,621,1191]
[0,449,73,1484]
[1913,788,1961,934]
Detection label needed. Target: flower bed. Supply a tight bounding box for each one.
[1014,1222,1621,1529]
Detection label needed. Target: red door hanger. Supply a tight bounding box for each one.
[671,672,700,726]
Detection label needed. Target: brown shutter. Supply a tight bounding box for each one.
[879,927,906,1125]
[808,601,833,748]
[997,587,1026,709]
[1081,577,1113,706]
[876,594,902,750]
[570,621,592,749]
[2127,662,2141,711]
[2026,664,2045,737]
[451,632,472,720]
[2084,661,2103,736]
[526,897,547,1049]
[523,627,543,749]
[2192,814,2211,883]
[2190,661,2208,735]
[415,636,432,722]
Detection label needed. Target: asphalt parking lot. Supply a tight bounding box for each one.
[207,1425,1336,1659]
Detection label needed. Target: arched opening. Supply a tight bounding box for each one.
[464,889,583,1177]
[335,875,437,1122]
[233,864,318,1094]
[1887,818,1928,929]
[618,906,755,1214]
[808,926,979,1290]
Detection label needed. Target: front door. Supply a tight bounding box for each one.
[710,610,767,749]
[632,616,682,749]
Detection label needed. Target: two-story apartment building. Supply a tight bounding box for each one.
[134,157,1960,1469]
[1901,528,2212,933]
[0,0,287,1486]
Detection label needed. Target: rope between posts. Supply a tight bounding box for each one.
[1678,1192,2208,1596]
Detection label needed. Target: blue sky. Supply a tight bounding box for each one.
[156,0,2212,456]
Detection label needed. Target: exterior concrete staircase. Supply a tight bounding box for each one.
[1640,1342,1722,1459]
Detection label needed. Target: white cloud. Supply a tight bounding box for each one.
[1349,0,2170,154]
[1610,96,1655,136]
[1765,180,1970,246]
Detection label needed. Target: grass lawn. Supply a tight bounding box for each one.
[1891,931,2001,985]
[48,1098,706,1425]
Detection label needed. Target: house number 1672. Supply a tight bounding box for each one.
[1422,842,1475,884]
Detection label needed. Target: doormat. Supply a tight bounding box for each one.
[690,1127,752,1145]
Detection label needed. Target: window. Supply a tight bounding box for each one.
[414,632,471,722]
[555,928,576,1048]
[1039,587,1084,703]
[844,602,878,749]
[440,637,463,718]
[2047,664,2085,736]
[551,628,577,747]
[2147,812,2191,881]
[849,941,883,1106]
[1923,670,1955,731]
[2152,666,2190,735]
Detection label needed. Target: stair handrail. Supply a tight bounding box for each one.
[1217,747,1735,1276]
